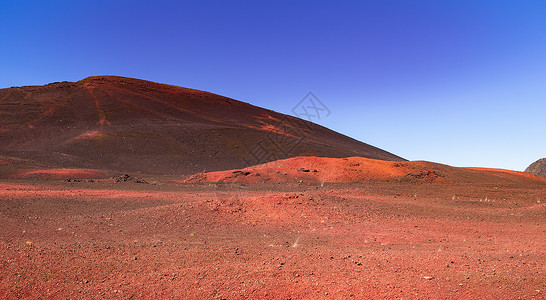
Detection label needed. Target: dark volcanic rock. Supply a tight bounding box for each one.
[525,158,546,178]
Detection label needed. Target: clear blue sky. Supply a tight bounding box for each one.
[1,0,545,171]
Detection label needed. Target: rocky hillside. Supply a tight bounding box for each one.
[525,158,546,178]
[0,76,405,175]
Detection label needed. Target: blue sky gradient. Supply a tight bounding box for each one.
[1,0,545,170]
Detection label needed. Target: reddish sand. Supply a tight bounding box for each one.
[465,167,546,181]
[183,157,434,183]
[12,169,108,180]
[0,177,544,299]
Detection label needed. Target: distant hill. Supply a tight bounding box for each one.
[525,158,546,178]
[0,76,404,176]
[182,156,546,185]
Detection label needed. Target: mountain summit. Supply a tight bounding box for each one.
[0,76,404,175]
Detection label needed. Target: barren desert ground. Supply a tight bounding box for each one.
[3,1,546,298]
[1,171,544,299]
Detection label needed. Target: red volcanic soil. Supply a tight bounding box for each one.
[1,156,545,298]
[0,76,404,175]
[184,156,439,183]
[12,168,108,180]
[465,167,546,181]
[183,156,546,185]
[0,155,111,180]
[1,77,544,298]
[0,177,544,299]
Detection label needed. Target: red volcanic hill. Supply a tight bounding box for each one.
[183,156,546,185]
[0,76,404,176]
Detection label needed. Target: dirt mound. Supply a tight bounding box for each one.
[182,156,440,183]
[525,158,546,178]
[0,76,404,175]
[183,156,546,184]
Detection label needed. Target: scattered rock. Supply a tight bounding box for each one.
[406,170,442,182]
[232,170,251,176]
[113,174,148,184]
[114,174,132,183]
[65,178,83,182]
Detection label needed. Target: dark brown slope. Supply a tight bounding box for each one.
[0,76,404,175]
[525,158,546,178]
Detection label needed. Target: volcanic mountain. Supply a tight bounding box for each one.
[0,76,404,176]
[525,158,546,178]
